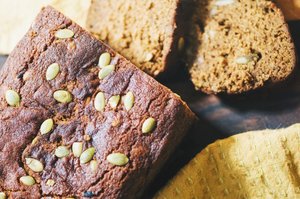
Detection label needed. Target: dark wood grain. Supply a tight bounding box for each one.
[1,21,300,198]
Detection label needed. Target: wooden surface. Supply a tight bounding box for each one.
[1,21,300,198]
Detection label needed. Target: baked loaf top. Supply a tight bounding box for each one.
[86,0,184,77]
[188,0,296,94]
[155,123,300,199]
[0,6,195,198]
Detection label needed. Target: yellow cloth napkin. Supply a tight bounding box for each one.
[155,124,300,199]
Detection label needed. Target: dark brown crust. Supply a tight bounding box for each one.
[0,6,195,198]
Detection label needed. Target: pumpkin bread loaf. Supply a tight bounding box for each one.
[86,0,185,77]
[0,6,195,198]
[188,0,296,94]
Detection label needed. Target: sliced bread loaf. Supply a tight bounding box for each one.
[188,0,296,94]
[86,0,185,77]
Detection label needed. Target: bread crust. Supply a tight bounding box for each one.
[0,6,195,198]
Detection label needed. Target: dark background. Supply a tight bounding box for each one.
[1,21,300,198]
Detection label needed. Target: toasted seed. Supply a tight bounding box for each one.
[84,134,91,141]
[90,160,98,172]
[98,52,111,68]
[144,52,153,62]
[123,91,134,111]
[94,92,105,111]
[215,0,235,6]
[53,90,72,103]
[46,63,60,81]
[40,118,54,135]
[46,179,55,186]
[31,137,39,145]
[20,176,36,186]
[142,117,156,133]
[5,90,20,107]
[80,147,95,164]
[107,153,129,166]
[98,65,115,79]
[178,37,185,51]
[109,95,120,109]
[25,158,44,173]
[55,29,74,39]
[55,146,70,158]
[0,192,6,199]
[72,142,83,157]
[235,56,252,64]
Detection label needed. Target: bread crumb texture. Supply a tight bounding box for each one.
[189,0,296,94]
[155,123,300,199]
[87,0,179,76]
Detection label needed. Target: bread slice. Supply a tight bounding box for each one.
[188,0,296,94]
[86,0,185,77]
[155,124,300,198]
[0,6,195,198]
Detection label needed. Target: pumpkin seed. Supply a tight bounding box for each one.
[109,95,120,109]
[40,118,54,135]
[72,142,83,157]
[90,160,98,172]
[31,137,39,145]
[53,90,72,103]
[84,134,91,141]
[25,158,44,172]
[98,52,111,68]
[178,37,185,51]
[215,0,235,6]
[46,63,60,80]
[55,146,70,158]
[46,179,55,186]
[107,153,129,166]
[235,56,251,64]
[55,29,74,39]
[20,176,36,186]
[94,92,105,111]
[142,117,156,133]
[0,192,6,199]
[98,65,115,79]
[5,89,20,107]
[123,91,134,111]
[80,147,95,164]
[144,52,153,62]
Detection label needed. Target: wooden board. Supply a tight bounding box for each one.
[1,21,300,198]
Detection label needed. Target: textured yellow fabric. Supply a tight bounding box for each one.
[155,124,300,199]
[0,0,91,54]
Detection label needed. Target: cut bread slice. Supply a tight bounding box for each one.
[155,123,300,199]
[86,0,185,77]
[188,0,296,94]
